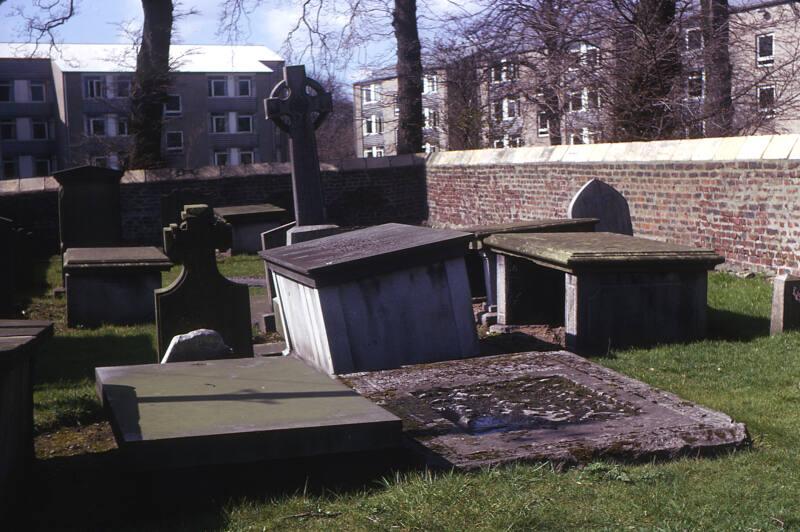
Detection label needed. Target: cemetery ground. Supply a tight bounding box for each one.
[16,255,800,530]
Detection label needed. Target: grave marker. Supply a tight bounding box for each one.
[156,205,253,359]
[568,179,634,235]
[770,274,800,335]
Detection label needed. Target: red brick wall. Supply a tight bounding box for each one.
[427,160,800,274]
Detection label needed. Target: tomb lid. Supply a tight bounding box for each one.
[260,223,473,288]
[95,356,402,469]
[0,320,53,369]
[485,232,724,272]
[214,203,287,224]
[63,246,173,271]
[53,165,124,186]
[457,218,598,248]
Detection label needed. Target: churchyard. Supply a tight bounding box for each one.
[2,65,799,530]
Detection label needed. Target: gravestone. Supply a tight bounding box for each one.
[266,65,339,244]
[770,274,800,335]
[567,179,634,235]
[214,203,288,254]
[160,189,213,231]
[161,329,233,363]
[155,205,253,359]
[53,166,124,252]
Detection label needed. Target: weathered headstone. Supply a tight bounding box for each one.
[161,329,233,363]
[53,165,124,252]
[567,179,634,235]
[266,65,339,244]
[155,204,253,359]
[770,274,800,335]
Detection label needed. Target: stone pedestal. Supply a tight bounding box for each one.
[63,247,172,328]
[770,274,800,335]
[261,223,479,374]
[215,203,288,254]
[487,232,724,354]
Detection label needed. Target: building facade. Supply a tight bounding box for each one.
[0,43,287,178]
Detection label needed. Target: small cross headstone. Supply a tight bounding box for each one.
[567,179,634,235]
[155,204,253,360]
[770,274,800,335]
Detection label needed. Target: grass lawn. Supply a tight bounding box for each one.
[18,257,800,530]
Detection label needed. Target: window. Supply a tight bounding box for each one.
[587,88,600,110]
[214,151,229,165]
[687,70,704,98]
[30,82,45,102]
[757,34,774,67]
[2,157,18,179]
[208,77,227,97]
[569,43,599,70]
[493,101,503,122]
[584,46,600,68]
[86,116,106,136]
[91,156,108,168]
[166,131,183,152]
[686,28,703,51]
[423,75,438,94]
[0,82,11,102]
[0,120,16,140]
[505,97,519,119]
[363,146,385,158]
[363,114,383,135]
[240,151,254,164]
[570,133,584,145]
[118,116,129,136]
[490,60,519,83]
[34,158,51,176]
[509,135,523,147]
[687,120,705,138]
[423,107,439,129]
[236,114,253,133]
[538,111,550,137]
[85,77,105,98]
[32,120,48,140]
[210,114,227,133]
[116,77,131,98]
[758,85,776,114]
[361,84,379,104]
[570,128,596,145]
[423,142,438,154]
[493,135,523,148]
[164,94,181,116]
[237,78,251,97]
[569,91,583,112]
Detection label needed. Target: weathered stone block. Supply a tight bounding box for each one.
[770,274,800,335]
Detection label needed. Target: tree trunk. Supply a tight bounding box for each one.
[392,0,423,154]
[130,0,173,169]
[702,0,733,136]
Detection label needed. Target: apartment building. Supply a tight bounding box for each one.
[352,0,800,156]
[0,43,287,178]
[353,68,448,157]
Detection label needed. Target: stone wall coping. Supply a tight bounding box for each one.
[426,134,800,167]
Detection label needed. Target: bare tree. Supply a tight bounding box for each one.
[702,0,733,136]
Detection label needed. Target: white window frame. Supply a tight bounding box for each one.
[757,33,774,67]
[31,120,48,140]
[686,28,703,51]
[214,151,229,165]
[569,91,584,112]
[165,131,183,152]
[164,94,182,116]
[34,158,51,176]
[490,59,519,83]
[504,96,519,120]
[423,74,439,94]
[210,114,227,133]
[362,114,383,135]
[237,77,252,97]
[85,77,105,99]
[537,111,550,137]
[86,116,106,136]
[363,146,385,158]
[423,142,438,154]
[116,76,131,98]
[209,77,227,97]
[0,81,12,102]
[361,84,379,104]
[687,69,705,99]
[423,107,439,129]
[29,82,46,102]
[240,151,255,164]
[236,114,254,133]
[587,88,600,110]
[758,85,776,115]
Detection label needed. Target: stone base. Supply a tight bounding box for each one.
[497,255,565,326]
[286,224,341,244]
[273,257,479,375]
[65,271,162,327]
[343,351,750,470]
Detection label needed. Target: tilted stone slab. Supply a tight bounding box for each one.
[95,356,402,470]
[343,351,749,470]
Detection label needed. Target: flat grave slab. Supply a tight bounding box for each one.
[485,233,724,353]
[343,351,749,470]
[260,223,479,374]
[215,203,288,254]
[63,247,172,328]
[95,356,402,470]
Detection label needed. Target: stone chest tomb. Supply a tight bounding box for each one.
[260,223,480,374]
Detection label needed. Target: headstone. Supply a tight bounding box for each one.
[155,204,253,359]
[52,165,124,252]
[266,65,339,243]
[161,329,233,363]
[260,223,479,374]
[567,179,634,235]
[214,203,288,254]
[770,274,800,335]
[160,189,213,230]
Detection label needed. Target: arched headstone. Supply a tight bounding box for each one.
[567,179,633,235]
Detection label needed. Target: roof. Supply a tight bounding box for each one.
[0,43,282,73]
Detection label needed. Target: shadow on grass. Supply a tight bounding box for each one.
[707,307,770,341]
[22,446,423,531]
[35,333,157,385]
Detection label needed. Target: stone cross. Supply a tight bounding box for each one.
[265,65,332,227]
[155,204,253,360]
